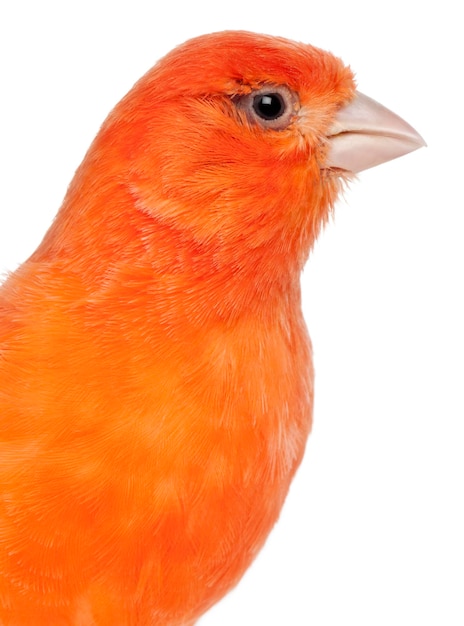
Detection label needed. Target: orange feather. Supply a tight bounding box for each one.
[0,31,423,625]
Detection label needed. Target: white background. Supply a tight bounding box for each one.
[0,2,462,625]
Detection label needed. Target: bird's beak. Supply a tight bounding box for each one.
[325,91,426,173]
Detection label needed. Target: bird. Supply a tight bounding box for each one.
[0,31,424,625]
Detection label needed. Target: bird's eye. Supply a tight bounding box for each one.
[235,85,299,131]
[253,93,285,120]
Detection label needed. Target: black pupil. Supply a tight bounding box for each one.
[253,93,285,120]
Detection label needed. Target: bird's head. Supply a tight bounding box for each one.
[44,31,424,280]
[106,31,356,262]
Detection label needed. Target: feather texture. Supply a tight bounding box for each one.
[0,31,422,625]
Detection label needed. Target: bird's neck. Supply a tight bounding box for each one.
[30,166,312,324]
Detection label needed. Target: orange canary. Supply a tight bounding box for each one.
[0,31,424,625]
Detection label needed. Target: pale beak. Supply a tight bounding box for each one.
[326,91,426,173]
